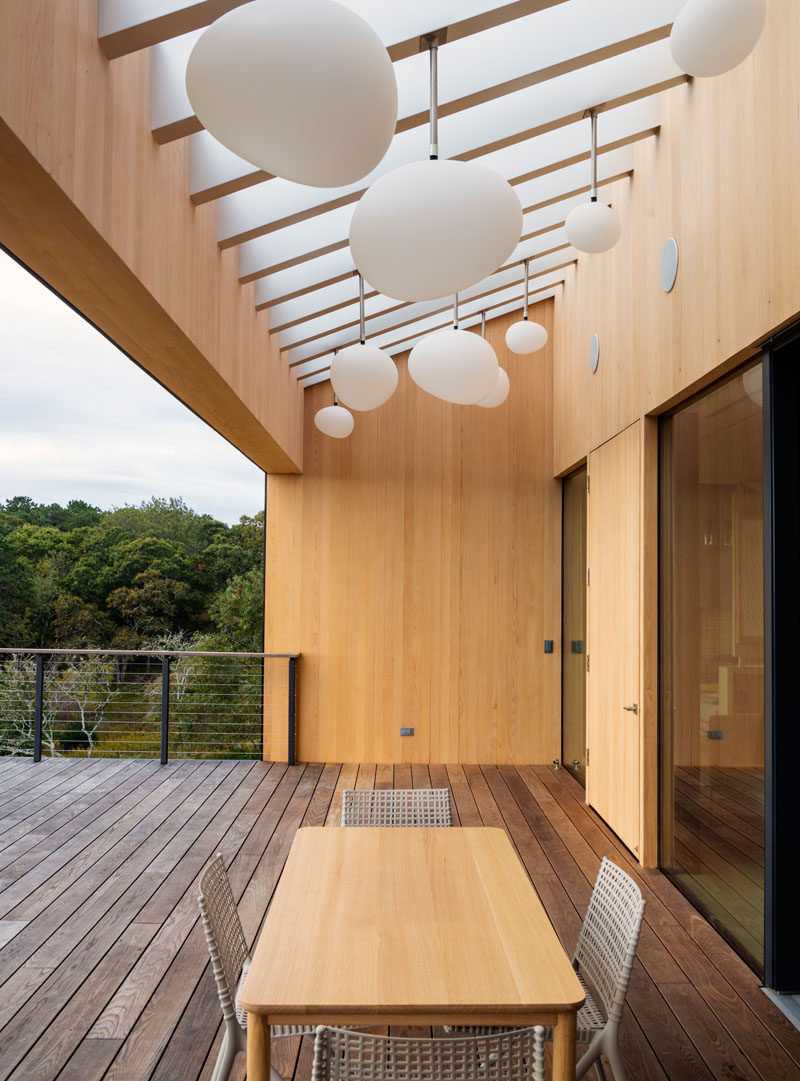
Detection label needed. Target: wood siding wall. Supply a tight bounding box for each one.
[552,0,800,474]
[0,0,303,472]
[265,304,561,764]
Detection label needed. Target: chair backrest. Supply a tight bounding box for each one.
[312,1026,546,1081]
[198,853,249,1023]
[341,788,452,827]
[572,857,646,1026]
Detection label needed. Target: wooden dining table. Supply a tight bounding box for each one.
[240,825,585,1081]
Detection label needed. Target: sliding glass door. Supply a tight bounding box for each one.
[659,363,765,972]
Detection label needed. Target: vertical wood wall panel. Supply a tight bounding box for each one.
[265,304,561,764]
[553,0,800,475]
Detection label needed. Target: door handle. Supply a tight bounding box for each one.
[623,703,639,714]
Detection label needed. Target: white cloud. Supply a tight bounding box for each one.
[0,250,265,525]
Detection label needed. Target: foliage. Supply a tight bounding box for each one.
[0,496,264,651]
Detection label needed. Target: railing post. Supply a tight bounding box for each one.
[160,656,171,765]
[287,656,296,766]
[33,653,44,762]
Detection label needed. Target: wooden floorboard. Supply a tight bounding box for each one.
[0,757,796,1081]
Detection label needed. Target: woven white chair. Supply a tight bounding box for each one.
[447,858,645,1081]
[198,854,316,1081]
[312,1025,547,1081]
[341,788,452,827]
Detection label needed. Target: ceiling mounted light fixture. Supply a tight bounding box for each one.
[505,260,549,355]
[314,392,354,439]
[349,34,522,302]
[477,312,510,408]
[670,0,766,77]
[186,0,397,187]
[408,294,499,405]
[330,274,398,410]
[565,109,622,255]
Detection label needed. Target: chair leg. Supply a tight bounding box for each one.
[601,1032,626,1081]
[576,1032,605,1081]
[210,1027,238,1081]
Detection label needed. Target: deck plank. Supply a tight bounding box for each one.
[0,757,792,1081]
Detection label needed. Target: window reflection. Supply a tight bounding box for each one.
[660,363,765,973]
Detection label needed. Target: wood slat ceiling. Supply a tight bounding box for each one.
[97,0,688,388]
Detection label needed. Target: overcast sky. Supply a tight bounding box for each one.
[0,249,265,526]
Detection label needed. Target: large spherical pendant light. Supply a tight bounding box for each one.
[315,403,354,438]
[477,367,510,408]
[505,260,548,355]
[186,0,397,187]
[349,37,522,302]
[330,275,398,410]
[564,109,621,255]
[409,296,499,405]
[670,0,766,77]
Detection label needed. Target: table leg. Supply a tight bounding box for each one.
[247,1012,271,1081]
[551,1009,577,1081]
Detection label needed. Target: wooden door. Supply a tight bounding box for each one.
[587,422,641,854]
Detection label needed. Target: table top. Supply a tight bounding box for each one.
[240,826,584,1020]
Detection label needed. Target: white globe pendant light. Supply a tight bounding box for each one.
[670,0,766,77]
[349,36,522,302]
[565,110,622,255]
[477,367,510,408]
[505,260,548,355]
[186,0,397,188]
[409,295,499,405]
[477,313,510,408]
[330,274,398,410]
[314,400,354,438]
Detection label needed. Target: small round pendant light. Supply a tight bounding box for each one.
[565,110,622,255]
[504,260,548,355]
[330,275,398,410]
[477,313,510,408]
[186,0,397,187]
[670,0,766,77]
[314,386,354,438]
[408,295,499,405]
[349,36,522,302]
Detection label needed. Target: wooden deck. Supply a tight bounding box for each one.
[0,757,797,1081]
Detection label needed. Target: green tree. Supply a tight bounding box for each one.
[206,565,264,652]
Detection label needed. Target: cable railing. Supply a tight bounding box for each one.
[0,649,298,764]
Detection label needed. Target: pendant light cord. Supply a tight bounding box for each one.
[428,36,438,160]
[481,310,486,338]
[358,273,366,345]
[453,292,459,329]
[589,108,598,202]
[523,259,529,321]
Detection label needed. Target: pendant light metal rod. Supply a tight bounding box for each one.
[453,292,459,328]
[523,259,529,321]
[358,273,365,344]
[428,35,439,160]
[481,310,486,338]
[589,107,598,202]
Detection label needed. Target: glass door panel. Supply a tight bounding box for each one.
[562,467,587,784]
[660,363,765,973]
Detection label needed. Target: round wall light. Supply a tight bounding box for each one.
[314,404,354,438]
[670,0,766,77]
[186,0,397,187]
[589,334,600,374]
[660,237,679,293]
